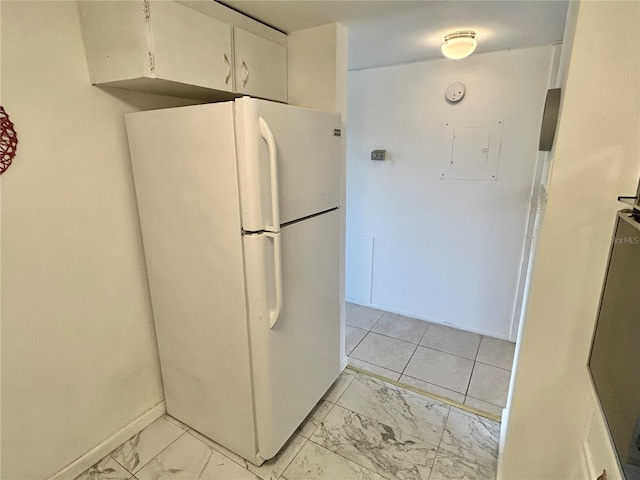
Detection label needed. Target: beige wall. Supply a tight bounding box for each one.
[288,23,348,115]
[288,23,349,367]
[0,2,200,478]
[501,1,640,478]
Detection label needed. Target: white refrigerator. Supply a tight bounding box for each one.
[125,97,344,465]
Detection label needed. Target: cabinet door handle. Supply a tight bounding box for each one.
[241,59,249,87]
[223,54,231,85]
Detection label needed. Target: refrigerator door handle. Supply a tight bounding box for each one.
[265,231,283,328]
[259,117,281,233]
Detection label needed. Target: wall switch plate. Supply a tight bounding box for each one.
[371,150,386,161]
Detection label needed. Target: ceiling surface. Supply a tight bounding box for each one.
[219,1,569,70]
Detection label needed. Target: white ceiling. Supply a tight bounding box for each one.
[219,0,569,70]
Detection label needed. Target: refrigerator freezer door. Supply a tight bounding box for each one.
[243,209,342,461]
[235,97,342,232]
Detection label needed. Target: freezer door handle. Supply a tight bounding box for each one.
[259,117,281,233]
[265,231,283,328]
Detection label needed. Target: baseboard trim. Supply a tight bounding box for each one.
[581,439,596,480]
[340,355,349,372]
[496,408,508,479]
[48,401,166,480]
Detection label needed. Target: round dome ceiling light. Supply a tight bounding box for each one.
[441,30,477,60]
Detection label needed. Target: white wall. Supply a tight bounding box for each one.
[346,45,555,339]
[500,1,640,478]
[288,23,349,366]
[0,2,201,478]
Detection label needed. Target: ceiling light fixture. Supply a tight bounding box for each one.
[441,30,477,60]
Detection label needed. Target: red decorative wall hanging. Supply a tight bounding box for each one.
[0,106,18,175]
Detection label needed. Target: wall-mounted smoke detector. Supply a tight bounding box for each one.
[441,30,477,60]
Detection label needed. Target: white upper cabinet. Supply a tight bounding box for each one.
[148,1,233,93]
[234,28,287,103]
[79,1,287,103]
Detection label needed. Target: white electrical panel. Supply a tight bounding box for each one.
[441,119,503,181]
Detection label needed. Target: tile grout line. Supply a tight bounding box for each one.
[474,358,514,372]
[305,435,390,479]
[430,445,499,479]
[110,453,131,475]
[368,311,386,332]
[436,411,501,469]
[335,374,448,444]
[350,307,515,363]
[122,429,189,477]
[317,358,443,478]
[475,335,485,362]
[400,372,467,401]
[464,360,477,397]
[184,429,249,471]
[468,338,481,404]
[439,416,502,471]
[395,342,477,397]
[348,352,404,378]
[268,431,309,480]
[186,425,309,479]
[364,326,485,363]
[349,310,514,366]
[348,304,515,354]
[349,345,480,406]
[347,337,507,418]
[417,321,432,346]
[347,307,509,412]
[276,435,311,480]
[309,397,444,469]
[344,308,385,332]
[331,374,357,404]
[399,340,420,378]
[345,329,370,357]
[418,343,479,362]
[357,321,491,399]
[346,365,501,422]
[465,394,504,411]
[273,434,311,477]
[436,403,454,451]
[370,315,431,347]
[361,329,422,346]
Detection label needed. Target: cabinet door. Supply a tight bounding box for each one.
[149,1,233,93]
[79,0,151,84]
[234,28,287,102]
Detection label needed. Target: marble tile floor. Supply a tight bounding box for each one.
[76,369,500,480]
[345,303,516,418]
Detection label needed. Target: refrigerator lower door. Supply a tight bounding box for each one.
[243,209,341,462]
